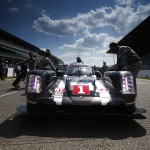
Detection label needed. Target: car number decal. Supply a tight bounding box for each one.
[72,85,90,95]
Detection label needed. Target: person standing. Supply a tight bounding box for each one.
[76,56,83,63]
[4,61,8,78]
[24,52,37,70]
[108,42,142,96]
[12,52,36,88]
[109,42,142,78]
[101,61,108,78]
[37,52,55,71]
[0,59,5,80]
[14,63,21,77]
[12,61,28,88]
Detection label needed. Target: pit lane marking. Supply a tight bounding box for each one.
[0,91,18,98]
[137,82,144,85]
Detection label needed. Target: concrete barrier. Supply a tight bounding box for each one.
[138,70,150,78]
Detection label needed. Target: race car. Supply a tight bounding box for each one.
[22,60,146,116]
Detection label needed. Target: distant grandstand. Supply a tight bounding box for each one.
[0,28,64,76]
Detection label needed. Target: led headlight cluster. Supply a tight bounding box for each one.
[122,76,135,94]
[27,75,42,93]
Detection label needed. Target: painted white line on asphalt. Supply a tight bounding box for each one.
[0,91,18,98]
[137,81,144,84]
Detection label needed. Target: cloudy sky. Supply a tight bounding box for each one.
[0,0,150,66]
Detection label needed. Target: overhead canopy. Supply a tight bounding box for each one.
[107,16,150,56]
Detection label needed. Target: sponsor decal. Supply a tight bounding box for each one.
[99,88,109,92]
[80,96,84,99]
[54,87,65,92]
[67,77,94,81]
[54,87,65,96]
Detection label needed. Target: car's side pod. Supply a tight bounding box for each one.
[104,71,136,99]
[25,70,57,97]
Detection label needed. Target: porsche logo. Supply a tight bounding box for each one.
[80,96,84,99]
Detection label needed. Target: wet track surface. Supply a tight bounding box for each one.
[0,79,150,150]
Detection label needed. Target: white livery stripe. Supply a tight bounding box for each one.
[95,81,111,106]
[53,81,65,105]
[53,97,63,105]
[58,81,65,88]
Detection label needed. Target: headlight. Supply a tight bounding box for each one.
[122,76,135,94]
[27,75,42,93]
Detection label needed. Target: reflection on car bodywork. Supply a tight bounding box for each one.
[21,61,146,116]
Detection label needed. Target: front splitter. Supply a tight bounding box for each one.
[16,105,146,119]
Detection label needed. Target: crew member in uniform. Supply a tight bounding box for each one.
[12,62,27,88]
[108,42,142,96]
[109,42,142,78]
[37,52,55,71]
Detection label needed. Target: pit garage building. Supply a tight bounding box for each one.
[107,16,150,78]
[0,28,64,77]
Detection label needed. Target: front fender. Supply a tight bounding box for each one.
[25,70,56,101]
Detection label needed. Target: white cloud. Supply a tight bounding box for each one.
[60,49,116,67]
[59,31,120,66]
[34,1,150,66]
[60,32,114,51]
[33,14,77,37]
[40,48,46,51]
[115,0,134,7]
[33,2,150,37]
[8,7,19,12]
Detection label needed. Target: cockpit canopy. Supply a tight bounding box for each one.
[67,64,93,76]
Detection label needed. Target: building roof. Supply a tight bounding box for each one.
[107,16,150,56]
[0,28,64,64]
[0,28,40,51]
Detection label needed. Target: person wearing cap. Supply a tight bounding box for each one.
[109,42,142,78]
[109,42,142,97]
[15,52,37,72]
[0,59,5,80]
[12,61,28,88]
[37,52,55,71]
[24,52,38,70]
[76,56,82,63]
[101,61,108,78]
[12,52,37,88]
[14,63,21,77]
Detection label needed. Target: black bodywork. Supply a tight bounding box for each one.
[17,63,146,116]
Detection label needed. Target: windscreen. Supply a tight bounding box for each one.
[67,66,92,76]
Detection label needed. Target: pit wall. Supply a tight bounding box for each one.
[138,70,150,78]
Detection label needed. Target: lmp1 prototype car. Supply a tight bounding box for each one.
[22,61,146,116]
